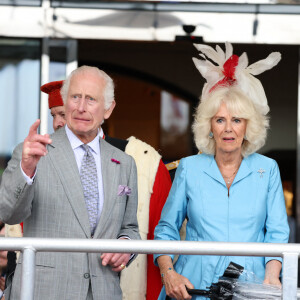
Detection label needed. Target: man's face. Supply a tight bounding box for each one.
[65,71,115,143]
[51,106,66,131]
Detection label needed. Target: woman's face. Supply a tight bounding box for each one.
[211,102,247,155]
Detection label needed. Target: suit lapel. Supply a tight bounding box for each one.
[94,138,119,237]
[47,127,91,238]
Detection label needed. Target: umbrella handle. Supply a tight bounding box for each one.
[165,288,211,299]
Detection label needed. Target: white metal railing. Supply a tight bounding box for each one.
[0,238,299,300]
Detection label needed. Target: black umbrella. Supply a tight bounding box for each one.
[166,262,244,300]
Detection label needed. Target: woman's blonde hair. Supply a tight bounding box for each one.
[192,86,269,157]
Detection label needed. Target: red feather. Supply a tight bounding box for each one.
[209,54,239,93]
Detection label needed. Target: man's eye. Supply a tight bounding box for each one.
[87,97,95,101]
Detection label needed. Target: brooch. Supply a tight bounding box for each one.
[257,168,265,178]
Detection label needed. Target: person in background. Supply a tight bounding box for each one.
[0,222,7,300]
[41,80,66,131]
[0,65,140,300]
[40,79,172,300]
[154,42,290,300]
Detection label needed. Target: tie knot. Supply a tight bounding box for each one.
[82,144,91,155]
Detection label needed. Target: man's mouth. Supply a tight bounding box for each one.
[75,117,90,122]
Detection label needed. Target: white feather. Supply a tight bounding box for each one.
[192,57,223,84]
[247,52,281,75]
[235,52,249,78]
[193,44,224,66]
[216,45,225,62]
[225,42,233,60]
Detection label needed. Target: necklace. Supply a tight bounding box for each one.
[222,169,238,185]
[216,157,242,185]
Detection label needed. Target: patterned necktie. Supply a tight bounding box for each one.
[80,144,99,235]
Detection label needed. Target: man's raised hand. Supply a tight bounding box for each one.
[21,119,52,178]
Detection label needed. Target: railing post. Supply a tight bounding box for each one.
[282,252,298,300]
[20,247,36,300]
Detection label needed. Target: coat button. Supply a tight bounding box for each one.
[84,273,90,279]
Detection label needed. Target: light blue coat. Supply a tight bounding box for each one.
[154,153,289,299]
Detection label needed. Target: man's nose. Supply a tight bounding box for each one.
[78,98,87,112]
[57,118,66,128]
[54,117,66,131]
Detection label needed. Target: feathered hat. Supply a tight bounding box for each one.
[192,42,281,115]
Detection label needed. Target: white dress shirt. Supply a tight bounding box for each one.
[65,125,104,223]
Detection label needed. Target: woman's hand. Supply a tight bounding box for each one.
[163,269,194,300]
[263,260,282,287]
[157,255,194,300]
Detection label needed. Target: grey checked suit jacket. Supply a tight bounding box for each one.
[0,127,140,300]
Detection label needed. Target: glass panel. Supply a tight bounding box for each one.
[0,38,40,178]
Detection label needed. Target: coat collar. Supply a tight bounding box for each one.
[203,154,253,187]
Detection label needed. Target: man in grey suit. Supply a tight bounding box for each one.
[0,65,140,300]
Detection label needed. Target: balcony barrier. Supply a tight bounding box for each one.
[0,238,299,300]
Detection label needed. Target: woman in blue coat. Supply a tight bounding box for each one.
[154,43,289,300]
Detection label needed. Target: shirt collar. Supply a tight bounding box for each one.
[65,125,100,155]
[99,127,104,139]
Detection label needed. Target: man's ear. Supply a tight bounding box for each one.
[104,100,116,120]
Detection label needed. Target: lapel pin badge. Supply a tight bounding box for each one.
[111,158,120,164]
[257,168,265,178]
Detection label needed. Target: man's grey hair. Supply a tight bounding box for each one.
[60,65,115,109]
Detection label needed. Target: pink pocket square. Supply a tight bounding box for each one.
[118,185,131,196]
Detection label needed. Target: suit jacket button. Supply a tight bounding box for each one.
[84,273,90,279]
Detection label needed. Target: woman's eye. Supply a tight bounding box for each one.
[216,119,223,123]
[233,118,241,123]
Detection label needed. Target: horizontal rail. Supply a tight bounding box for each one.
[0,238,299,300]
[0,237,300,257]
